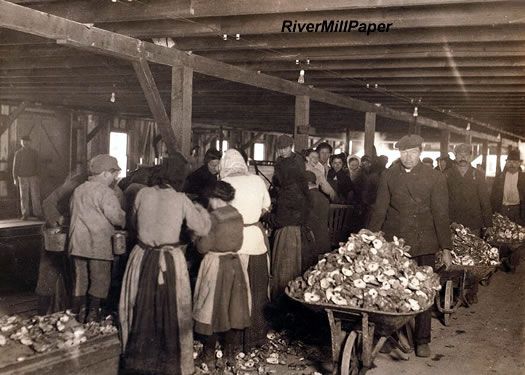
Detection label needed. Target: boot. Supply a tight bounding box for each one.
[85,296,101,323]
[223,330,242,363]
[201,335,218,370]
[37,296,52,316]
[72,296,87,323]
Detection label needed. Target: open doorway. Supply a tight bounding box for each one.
[109,131,128,177]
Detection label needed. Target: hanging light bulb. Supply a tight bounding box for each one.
[111,0,117,2]
[110,92,116,103]
[306,59,310,65]
[295,59,300,65]
[466,123,471,131]
[222,34,228,40]
[413,106,418,117]
[235,33,240,40]
[497,133,501,141]
[298,69,305,84]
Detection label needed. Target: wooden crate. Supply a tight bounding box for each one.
[0,333,121,375]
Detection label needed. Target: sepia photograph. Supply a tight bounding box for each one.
[0,0,523,374]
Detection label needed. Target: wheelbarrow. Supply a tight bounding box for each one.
[286,288,432,375]
[435,264,495,326]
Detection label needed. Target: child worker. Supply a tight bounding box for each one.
[193,180,251,368]
[69,154,126,323]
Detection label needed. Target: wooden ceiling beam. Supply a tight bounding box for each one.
[172,26,525,51]
[275,67,525,78]
[96,3,525,39]
[26,0,516,23]
[197,42,525,63]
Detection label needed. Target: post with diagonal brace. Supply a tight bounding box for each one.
[172,64,193,157]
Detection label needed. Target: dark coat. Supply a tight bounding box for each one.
[327,169,353,203]
[445,165,492,231]
[490,170,525,223]
[183,165,217,206]
[368,162,452,257]
[272,152,309,227]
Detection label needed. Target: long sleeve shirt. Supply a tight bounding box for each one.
[69,179,126,260]
[133,186,211,247]
[13,147,38,179]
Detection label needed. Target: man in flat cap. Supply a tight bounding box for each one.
[445,143,492,303]
[490,148,525,272]
[270,134,312,301]
[446,144,492,236]
[369,134,452,358]
[12,135,42,220]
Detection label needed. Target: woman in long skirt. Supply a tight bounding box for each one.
[120,156,211,375]
[220,149,272,351]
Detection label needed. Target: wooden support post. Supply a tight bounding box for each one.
[345,128,351,154]
[229,129,241,149]
[496,141,503,176]
[218,126,224,151]
[133,58,178,154]
[440,129,450,156]
[171,64,193,157]
[481,140,489,174]
[364,112,376,156]
[0,101,27,137]
[240,132,263,151]
[465,134,473,144]
[294,95,310,153]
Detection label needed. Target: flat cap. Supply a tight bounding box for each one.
[395,134,424,150]
[89,154,121,174]
[204,148,222,163]
[422,157,434,164]
[454,143,472,154]
[276,134,294,150]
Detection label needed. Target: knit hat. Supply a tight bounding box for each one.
[204,148,222,164]
[507,149,522,161]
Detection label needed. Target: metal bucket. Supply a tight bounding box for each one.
[112,230,127,255]
[43,227,67,252]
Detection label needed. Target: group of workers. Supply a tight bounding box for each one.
[21,131,524,374]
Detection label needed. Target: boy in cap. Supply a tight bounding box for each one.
[369,134,452,357]
[183,148,222,206]
[12,135,42,220]
[69,154,126,322]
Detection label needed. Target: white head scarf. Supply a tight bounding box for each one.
[220,149,249,178]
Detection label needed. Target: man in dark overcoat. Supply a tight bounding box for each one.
[445,143,492,303]
[368,134,452,358]
[446,143,492,235]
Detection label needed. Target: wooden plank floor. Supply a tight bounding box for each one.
[0,219,44,230]
[0,292,38,317]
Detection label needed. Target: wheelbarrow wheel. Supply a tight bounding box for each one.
[443,280,453,326]
[341,331,360,375]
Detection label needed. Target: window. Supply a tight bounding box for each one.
[216,140,229,152]
[109,132,128,177]
[253,143,265,161]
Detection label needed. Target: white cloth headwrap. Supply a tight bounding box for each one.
[220,149,249,178]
